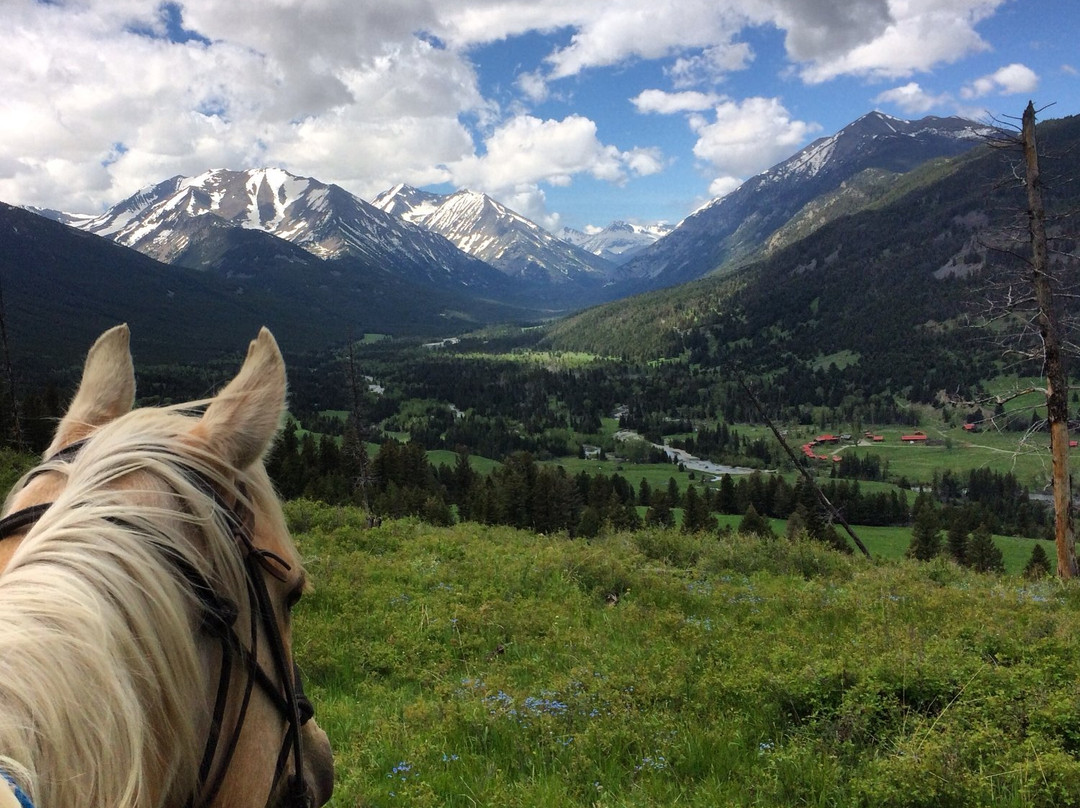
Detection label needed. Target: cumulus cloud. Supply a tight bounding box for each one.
[668,42,754,88]
[688,97,819,203]
[0,0,1037,222]
[0,0,497,211]
[874,82,951,115]
[771,0,893,63]
[690,97,819,180]
[632,90,722,115]
[796,0,1006,83]
[961,63,1039,99]
[450,114,659,192]
[707,176,744,200]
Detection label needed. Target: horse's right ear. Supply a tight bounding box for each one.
[192,328,286,470]
[48,324,136,456]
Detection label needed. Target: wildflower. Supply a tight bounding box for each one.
[635,754,667,772]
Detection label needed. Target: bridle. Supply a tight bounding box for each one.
[0,440,315,808]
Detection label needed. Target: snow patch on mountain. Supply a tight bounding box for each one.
[559,221,673,265]
[373,184,620,285]
[67,168,514,294]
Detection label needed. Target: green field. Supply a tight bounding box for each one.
[291,501,1080,808]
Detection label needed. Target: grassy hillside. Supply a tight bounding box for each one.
[290,501,1080,807]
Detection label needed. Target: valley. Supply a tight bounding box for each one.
[3,110,1077,573]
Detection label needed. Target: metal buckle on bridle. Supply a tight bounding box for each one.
[0,443,313,808]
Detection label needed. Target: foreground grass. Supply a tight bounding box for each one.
[290,501,1080,807]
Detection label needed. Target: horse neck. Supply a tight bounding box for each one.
[0,513,208,808]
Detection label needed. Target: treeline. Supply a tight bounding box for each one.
[930,467,1050,538]
[264,430,915,540]
[903,491,1053,577]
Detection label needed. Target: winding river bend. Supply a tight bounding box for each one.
[615,430,762,478]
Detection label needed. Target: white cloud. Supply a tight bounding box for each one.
[445,1,1007,91]
[0,0,1038,223]
[632,90,722,115]
[625,148,665,176]
[0,1,500,211]
[450,114,658,193]
[668,43,754,88]
[961,63,1039,99]
[874,82,951,115]
[707,176,744,199]
[515,70,550,104]
[689,97,819,179]
[795,0,1006,83]
[770,0,892,63]
[543,2,750,79]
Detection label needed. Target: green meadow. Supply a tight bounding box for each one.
[291,501,1079,808]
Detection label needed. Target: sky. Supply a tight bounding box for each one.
[2,0,1078,233]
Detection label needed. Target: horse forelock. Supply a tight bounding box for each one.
[0,403,297,808]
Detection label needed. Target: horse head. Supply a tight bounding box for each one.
[0,326,333,808]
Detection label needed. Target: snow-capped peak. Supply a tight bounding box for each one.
[373,183,619,284]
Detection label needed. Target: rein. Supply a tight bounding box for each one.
[0,444,313,808]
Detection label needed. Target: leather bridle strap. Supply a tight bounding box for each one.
[0,447,313,808]
[0,505,51,541]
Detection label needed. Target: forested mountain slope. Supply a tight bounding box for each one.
[544,114,1080,407]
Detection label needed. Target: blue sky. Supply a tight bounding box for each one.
[2,0,1077,232]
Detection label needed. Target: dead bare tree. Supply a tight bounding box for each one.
[977,102,1078,577]
[1019,101,1077,578]
[734,369,871,559]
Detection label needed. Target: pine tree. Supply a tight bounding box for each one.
[738,504,775,539]
[717,474,737,514]
[681,485,715,533]
[645,492,675,528]
[1023,543,1052,579]
[666,477,682,508]
[577,506,602,538]
[785,506,808,541]
[945,512,970,565]
[907,506,942,561]
[967,523,1005,574]
[638,478,652,506]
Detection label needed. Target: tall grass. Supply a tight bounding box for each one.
[290,500,1080,807]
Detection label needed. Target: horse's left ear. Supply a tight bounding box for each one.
[48,324,136,456]
[194,328,287,470]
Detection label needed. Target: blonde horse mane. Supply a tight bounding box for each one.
[0,396,292,808]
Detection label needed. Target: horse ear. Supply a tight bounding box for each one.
[48,324,136,455]
[194,328,286,470]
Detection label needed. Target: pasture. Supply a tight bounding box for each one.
[291,501,1080,808]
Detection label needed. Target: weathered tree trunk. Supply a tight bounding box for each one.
[1022,100,1076,578]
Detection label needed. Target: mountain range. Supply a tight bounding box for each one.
[5,110,1017,369]
[558,221,673,265]
[71,168,515,296]
[544,113,1080,414]
[371,184,620,289]
[618,112,998,289]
